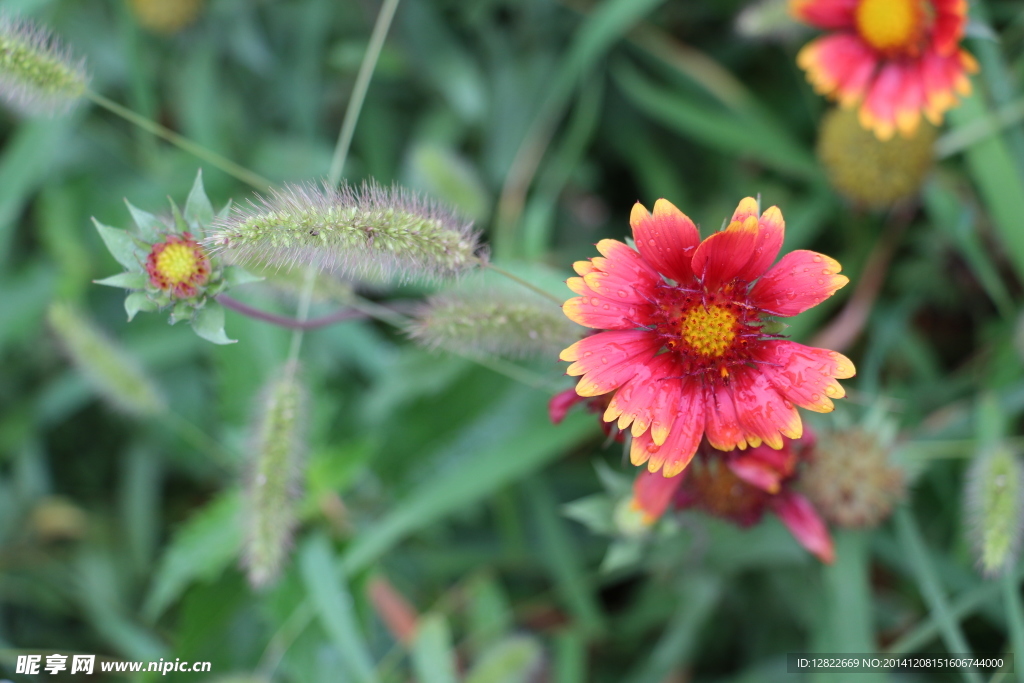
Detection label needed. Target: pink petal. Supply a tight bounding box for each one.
[704,380,748,452]
[563,276,655,330]
[632,468,687,522]
[730,366,803,451]
[603,354,679,439]
[691,215,762,291]
[757,340,855,413]
[548,388,586,424]
[748,249,848,317]
[771,491,835,564]
[648,378,706,476]
[790,0,859,30]
[560,331,663,397]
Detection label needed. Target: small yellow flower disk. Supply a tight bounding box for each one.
[817,106,937,208]
[128,0,205,34]
[800,428,904,528]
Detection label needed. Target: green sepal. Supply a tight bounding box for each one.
[191,301,236,345]
[223,265,264,288]
[184,169,215,234]
[124,199,165,243]
[600,539,644,574]
[94,272,149,289]
[125,292,158,321]
[169,301,193,325]
[563,493,615,536]
[168,198,189,234]
[94,218,147,272]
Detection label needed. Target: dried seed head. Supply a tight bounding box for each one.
[965,446,1024,578]
[243,362,307,588]
[128,0,205,34]
[800,428,905,528]
[0,15,88,115]
[408,287,581,359]
[207,180,483,284]
[818,106,936,208]
[47,302,165,416]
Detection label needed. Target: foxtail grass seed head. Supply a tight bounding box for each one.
[408,288,581,359]
[0,15,88,115]
[47,302,165,417]
[207,181,482,284]
[800,428,904,528]
[818,106,937,208]
[244,362,307,588]
[128,0,205,34]
[965,446,1024,577]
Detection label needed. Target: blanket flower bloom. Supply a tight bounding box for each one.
[559,198,854,477]
[145,233,211,299]
[791,0,978,139]
[631,434,835,563]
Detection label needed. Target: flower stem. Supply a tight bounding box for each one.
[217,295,368,330]
[85,90,273,192]
[483,261,564,306]
[287,0,402,368]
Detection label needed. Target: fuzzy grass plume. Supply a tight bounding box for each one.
[408,287,581,359]
[0,15,88,114]
[243,362,307,588]
[207,181,482,284]
[966,446,1024,577]
[47,302,165,417]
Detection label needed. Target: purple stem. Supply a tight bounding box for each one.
[217,295,367,330]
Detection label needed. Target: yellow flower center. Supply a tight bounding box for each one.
[155,241,201,285]
[680,304,737,357]
[855,0,928,54]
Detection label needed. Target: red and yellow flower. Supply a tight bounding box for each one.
[145,232,211,299]
[559,198,854,477]
[791,0,978,139]
[631,434,835,563]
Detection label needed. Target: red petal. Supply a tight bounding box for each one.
[859,62,905,140]
[563,276,655,329]
[630,199,700,284]
[726,442,799,493]
[771,491,835,564]
[631,468,686,522]
[604,354,679,441]
[730,366,803,451]
[650,379,706,477]
[796,33,879,106]
[691,215,762,290]
[790,0,859,29]
[560,331,662,397]
[548,388,586,424]
[704,380,748,452]
[749,249,848,317]
[584,239,661,302]
[758,341,855,413]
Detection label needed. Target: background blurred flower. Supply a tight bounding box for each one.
[128,0,205,34]
[792,0,978,139]
[817,105,937,207]
[560,198,854,477]
[631,434,834,562]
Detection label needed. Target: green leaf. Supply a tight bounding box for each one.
[142,491,244,622]
[191,301,236,345]
[223,265,265,288]
[184,169,215,233]
[464,636,543,683]
[94,272,149,290]
[125,199,166,243]
[93,219,147,272]
[412,614,459,683]
[341,390,595,573]
[125,292,158,322]
[299,534,379,683]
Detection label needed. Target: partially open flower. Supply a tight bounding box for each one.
[145,232,211,298]
[631,434,834,563]
[792,0,978,139]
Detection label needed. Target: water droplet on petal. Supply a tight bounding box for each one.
[813,255,822,263]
